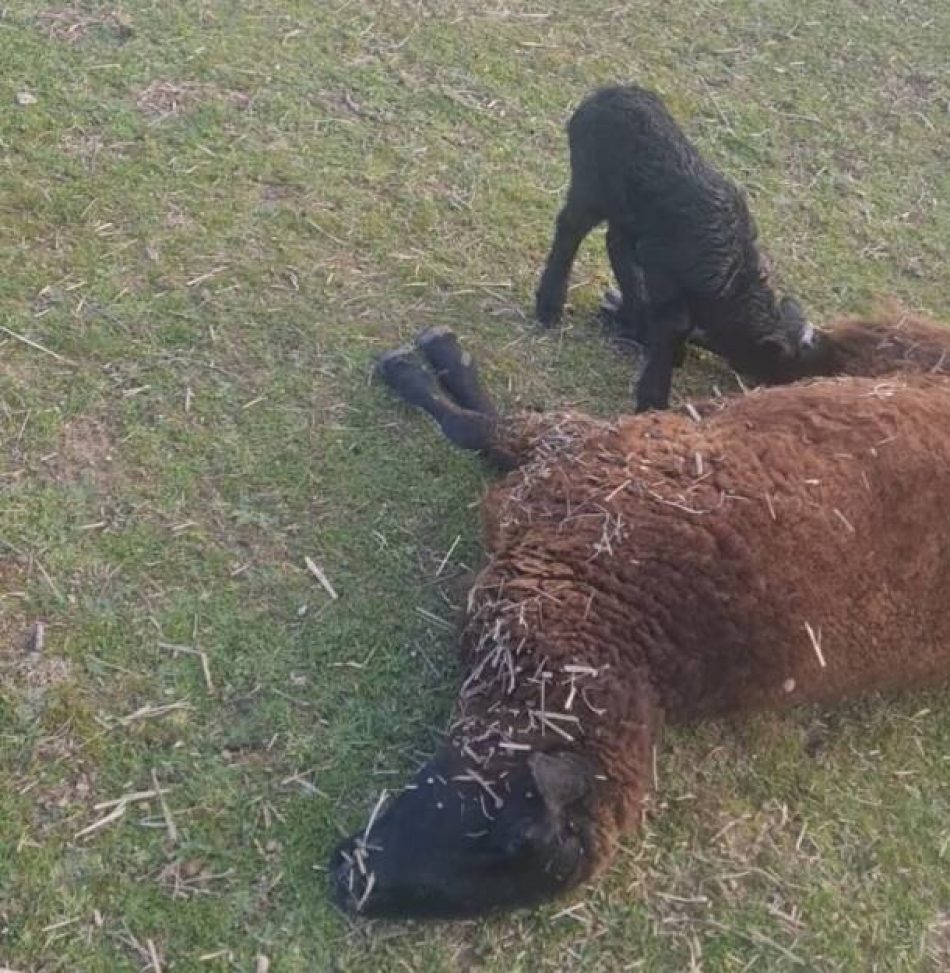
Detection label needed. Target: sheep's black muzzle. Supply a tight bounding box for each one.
[330,747,600,920]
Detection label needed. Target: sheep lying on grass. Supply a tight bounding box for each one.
[535,85,822,411]
[810,305,950,378]
[331,318,950,920]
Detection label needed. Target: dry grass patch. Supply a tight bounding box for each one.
[36,6,133,44]
[0,590,73,715]
[0,560,31,656]
[925,912,950,971]
[40,415,120,495]
[27,728,99,838]
[135,81,251,120]
[59,131,133,171]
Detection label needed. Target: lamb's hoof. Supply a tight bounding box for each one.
[599,289,646,346]
[597,288,625,329]
[600,288,623,315]
[416,326,461,366]
[375,345,416,380]
[416,326,497,417]
[375,347,438,406]
[634,381,671,413]
[534,294,563,329]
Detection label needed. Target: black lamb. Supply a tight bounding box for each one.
[535,85,825,411]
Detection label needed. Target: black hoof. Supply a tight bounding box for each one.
[375,347,439,409]
[600,287,623,314]
[375,345,417,383]
[534,293,564,329]
[416,327,496,417]
[599,289,647,345]
[416,325,461,365]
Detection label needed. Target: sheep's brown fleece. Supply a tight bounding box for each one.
[454,372,950,873]
[816,305,950,378]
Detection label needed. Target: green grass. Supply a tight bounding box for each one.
[1,0,949,969]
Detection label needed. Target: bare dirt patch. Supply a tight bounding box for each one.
[163,203,197,231]
[60,131,133,171]
[45,415,119,493]
[258,182,305,211]
[135,81,251,120]
[21,653,73,692]
[0,560,31,655]
[1,565,88,837]
[36,7,133,44]
[0,569,72,721]
[25,730,98,838]
[0,561,72,701]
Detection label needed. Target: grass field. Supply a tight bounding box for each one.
[1,1,949,969]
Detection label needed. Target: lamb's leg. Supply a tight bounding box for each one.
[535,193,600,328]
[376,348,523,470]
[604,224,649,342]
[376,349,495,453]
[635,300,691,413]
[416,327,497,417]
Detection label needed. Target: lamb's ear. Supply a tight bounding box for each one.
[779,295,808,327]
[529,751,595,816]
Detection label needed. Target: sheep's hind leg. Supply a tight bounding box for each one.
[416,327,497,417]
[535,193,600,328]
[376,349,495,454]
[603,224,649,343]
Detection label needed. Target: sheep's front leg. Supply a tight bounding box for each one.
[535,195,600,327]
[635,300,691,413]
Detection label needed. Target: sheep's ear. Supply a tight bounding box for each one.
[779,295,808,327]
[529,751,595,816]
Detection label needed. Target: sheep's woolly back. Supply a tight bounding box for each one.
[452,374,950,864]
[822,303,950,377]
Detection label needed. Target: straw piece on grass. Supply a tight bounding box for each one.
[804,621,826,668]
[151,769,178,844]
[304,556,338,599]
[74,802,127,840]
[0,324,76,365]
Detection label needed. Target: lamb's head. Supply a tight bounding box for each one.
[769,295,839,381]
[760,294,821,367]
[330,747,600,919]
[716,282,828,382]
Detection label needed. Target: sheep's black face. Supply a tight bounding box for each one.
[742,294,825,381]
[778,294,817,352]
[330,748,598,920]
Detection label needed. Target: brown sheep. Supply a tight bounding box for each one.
[330,318,950,920]
[811,304,950,379]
